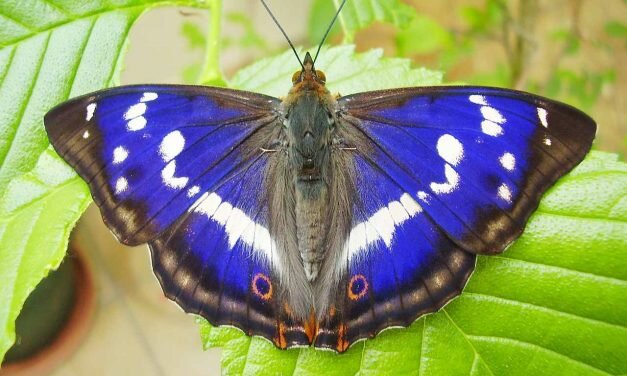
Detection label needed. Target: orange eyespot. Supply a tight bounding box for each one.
[292,70,302,83]
[315,70,326,83]
[252,273,273,300]
[347,274,368,301]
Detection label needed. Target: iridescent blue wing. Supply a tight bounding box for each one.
[315,154,476,351]
[45,85,280,245]
[315,86,595,351]
[150,158,313,349]
[339,86,595,254]
[45,85,309,347]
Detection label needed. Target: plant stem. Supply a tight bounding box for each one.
[333,0,352,43]
[510,0,538,89]
[199,0,225,85]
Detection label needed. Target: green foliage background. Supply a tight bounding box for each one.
[0,0,625,374]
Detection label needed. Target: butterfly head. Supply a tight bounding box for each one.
[292,52,327,88]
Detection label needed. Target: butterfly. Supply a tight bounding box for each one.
[44,2,596,353]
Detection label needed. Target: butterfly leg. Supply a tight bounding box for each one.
[331,136,356,151]
[260,139,288,154]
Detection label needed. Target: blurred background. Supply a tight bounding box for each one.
[4,0,624,375]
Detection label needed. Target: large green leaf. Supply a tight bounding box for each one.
[0,0,208,362]
[230,44,442,95]
[200,47,627,374]
[308,0,417,44]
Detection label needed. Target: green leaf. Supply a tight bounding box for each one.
[0,0,207,362]
[222,12,269,51]
[230,45,442,97]
[460,1,505,34]
[605,21,627,38]
[181,20,206,50]
[201,48,627,374]
[308,0,342,45]
[308,0,417,44]
[396,15,454,56]
[550,29,581,55]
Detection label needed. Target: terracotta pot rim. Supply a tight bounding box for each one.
[2,243,96,375]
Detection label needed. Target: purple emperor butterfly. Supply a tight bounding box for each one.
[44,0,595,352]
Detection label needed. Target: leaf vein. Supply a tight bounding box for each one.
[0,45,16,83]
[1,174,85,220]
[38,0,73,18]
[0,1,209,48]
[442,309,496,376]
[0,10,36,33]
[0,32,52,177]
[467,335,612,375]
[463,292,627,330]
[65,17,98,98]
[491,254,627,285]
[536,208,627,224]
[105,13,136,86]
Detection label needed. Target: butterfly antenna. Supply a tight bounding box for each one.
[260,0,304,70]
[313,0,347,65]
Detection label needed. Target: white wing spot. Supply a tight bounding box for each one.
[113,146,129,164]
[388,201,410,224]
[537,107,548,128]
[82,130,90,139]
[498,183,513,203]
[159,130,185,161]
[480,106,506,124]
[251,225,275,265]
[437,134,464,166]
[469,95,487,105]
[187,185,200,197]
[348,223,368,258]
[417,191,430,202]
[193,192,220,215]
[430,164,460,194]
[161,160,188,189]
[544,137,552,146]
[345,193,422,262]
[115,177,128,194]
[481,120,503,136]
[224,207,253,248]
[191,192,280,273]
[212,202,233,229]
[86,103,96,121]
[124,103,147,120]
[141,92,158,102]
[368,208,396,247]
[127,116,147,131]
[400,193,422,216]
[499,152,515,171]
